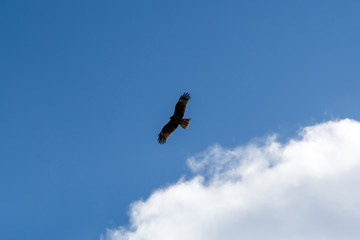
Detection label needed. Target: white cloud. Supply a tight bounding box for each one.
[104,119,360,240]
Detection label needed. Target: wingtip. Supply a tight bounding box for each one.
[158,133,166,144]
[180,92,191,100]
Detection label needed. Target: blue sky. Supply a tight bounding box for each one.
[1,1,360,239]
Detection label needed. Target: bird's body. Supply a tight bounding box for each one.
[158,92,191,144]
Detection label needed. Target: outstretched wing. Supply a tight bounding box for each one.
[173,92,191,119]
[158,119,179,144]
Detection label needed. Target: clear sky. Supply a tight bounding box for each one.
[1,1,360,240]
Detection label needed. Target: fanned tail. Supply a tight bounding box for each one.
[180,118,191,129]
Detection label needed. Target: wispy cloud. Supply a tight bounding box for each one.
[104,119,360,240]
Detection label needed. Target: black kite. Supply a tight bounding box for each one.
[158,92,191,144]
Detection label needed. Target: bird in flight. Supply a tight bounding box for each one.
[158,92,191,144]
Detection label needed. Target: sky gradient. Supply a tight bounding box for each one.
[1,1,360,239]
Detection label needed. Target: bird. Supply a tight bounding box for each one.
[158,92,191,144]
